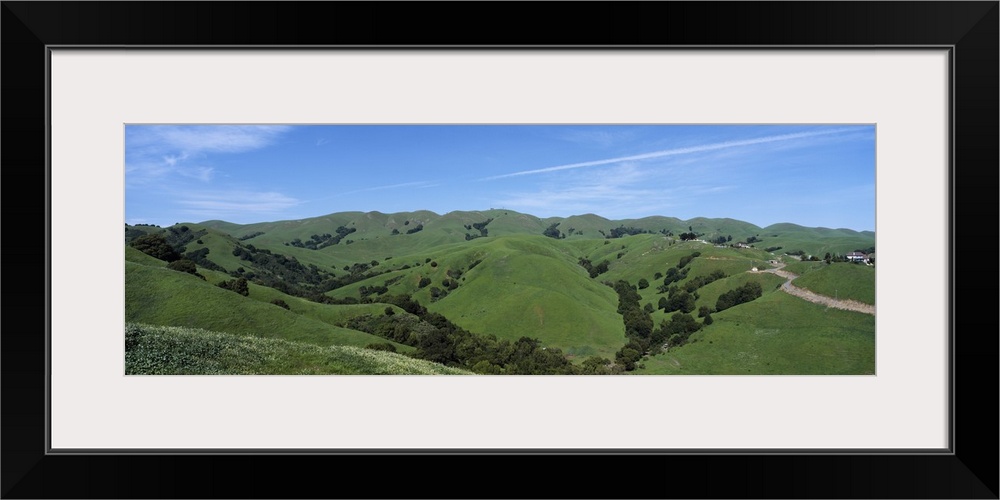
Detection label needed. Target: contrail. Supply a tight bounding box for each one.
[482,127,855,181]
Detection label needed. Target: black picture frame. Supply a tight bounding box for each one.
[3,2,996,498]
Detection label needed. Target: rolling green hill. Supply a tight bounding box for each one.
[125,259,410,351]
[125,208,875,375]
[634,291,876,375]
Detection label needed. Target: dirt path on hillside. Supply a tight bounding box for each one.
[756,263,875,315]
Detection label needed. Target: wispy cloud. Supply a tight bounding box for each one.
[493,163,669,217]
[140,125,292,154]
[482,128,854,180]
[340,180,438,195]
[176,190,300,219]
[126,125,293,183]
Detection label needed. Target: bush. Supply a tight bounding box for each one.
[417,277,432,288]
[271,299,291,310]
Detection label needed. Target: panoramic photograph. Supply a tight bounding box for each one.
[124,124,876,375]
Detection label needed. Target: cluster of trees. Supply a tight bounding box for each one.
[678,232,700,241]
[164,225,207,251]
[765,246,783,252]
[715,281,763,311]
[655,312,704,349]
[227,242,395,300]
[683,269,727,293]
[656,267,690,292]
[709,235,733,245]
[231,243,332,288]
[607,279,710,369]
[359,284,390,298]
[343,294,589,374]
[287,234,332,249]
[463,218,493,239]
[659,286,696,314]
[130,233,181,262]
[125,225,154,243]
[166,259,206,280]
[610,280,654,371]
[237,231,265,241]
[654,252,701,293]
[542,223,564,239]
[405,224,424,234]
[607,225,650,238]
[285,226,356,249]
[578,257,610,278]
[183,247,226,272]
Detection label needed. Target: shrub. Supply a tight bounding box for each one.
[271,299,291,310]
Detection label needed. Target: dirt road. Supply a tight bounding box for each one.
[757,263,875,315]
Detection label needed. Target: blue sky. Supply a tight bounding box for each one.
[125,124,875,231]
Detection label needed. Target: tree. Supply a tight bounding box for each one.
[637,278,649,289]
[658,296,668,310]
[542,223,562,239]
[271,299,291,310]
[218,277,250,296]
[384,307,395,316]
[166,259,198,275]
[130,233,181,262]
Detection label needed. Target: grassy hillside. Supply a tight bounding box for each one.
[426,236,626,359]
[126,323,470,375]
[635,291,876,375]
[791,262,876,305]
[125,260,408,350]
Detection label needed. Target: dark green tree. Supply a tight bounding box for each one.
[130,233,181,262]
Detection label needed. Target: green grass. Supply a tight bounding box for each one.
[125,261,408,350]
[782,260,828,275]
[791,262,875,304]
[131,209,875,374]
[423,236,627,359]
[634,292,875,375]
[125,323,471,375]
